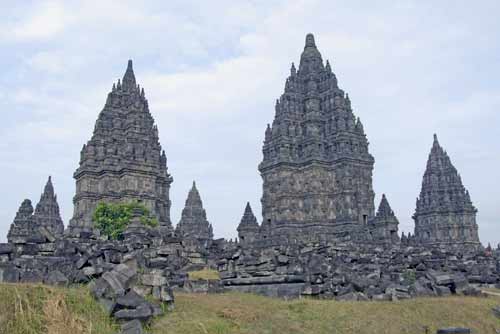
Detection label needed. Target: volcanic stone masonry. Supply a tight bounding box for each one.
[259,33,376,242]
[413,134,481,248]
[67,60,173,237]
[7,176,64,245]
[175,181,214,248]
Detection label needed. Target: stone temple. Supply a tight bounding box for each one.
[175,181,214,247]
[237,202,260,244]
[8,176,64,244]
[259,33,376,241]
[67,60,173,236]
[413,134,480,248]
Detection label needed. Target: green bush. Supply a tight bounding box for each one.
[92,201,158,239]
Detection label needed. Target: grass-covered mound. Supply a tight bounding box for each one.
[1,284,499,334]
[0,283,118,334]
[153,292,500,334]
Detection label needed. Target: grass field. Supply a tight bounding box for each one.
[1,283,499,334]
[0,283,118,334]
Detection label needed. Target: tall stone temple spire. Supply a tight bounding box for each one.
[68,60,173,236]
[34,176,64,236]
[176,182,213,243]
[259,33,375,240]
[413,134,480,248]
[369,194,399,244]
[237,202,260,243]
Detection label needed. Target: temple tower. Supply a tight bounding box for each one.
[67,60,173,236]
[369,194,399,244]
[34,176,64,236]
[237,202,260,244]
[413,134,480,248]
[176,182,213,245]
[7,199,39,244]
[259,33,375,240]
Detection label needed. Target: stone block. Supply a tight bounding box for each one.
[20,270,44,283]
[45,270,69,286]
[114,304,153,321]
[148,257,169,269]
[102,271,126,296]
[492,305,500,318]
[141,273,167,287]
[0,265,20,283]
[116,290,147,309]
[120,319,143,334]
[436,328,471,334]
[0,243,14,254]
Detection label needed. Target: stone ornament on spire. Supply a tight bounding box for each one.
[122,59,136,90]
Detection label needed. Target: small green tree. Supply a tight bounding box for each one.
[92,201,158,240]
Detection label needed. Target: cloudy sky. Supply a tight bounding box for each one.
[0,1,499,246]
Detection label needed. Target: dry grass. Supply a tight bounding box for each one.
[188,268,220,281]
[151,292,500,334]
[0,283,118,334]
[2,283,499,334]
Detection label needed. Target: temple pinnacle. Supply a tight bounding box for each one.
[305,33,316,48]
[122,59,136,90]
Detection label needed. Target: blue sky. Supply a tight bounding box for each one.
[0,1,499,245]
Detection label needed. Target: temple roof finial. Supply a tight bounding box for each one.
[305,33,316,48]
[122,59,136,90]
[433,133,439,146]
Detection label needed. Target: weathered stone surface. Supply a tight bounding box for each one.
[44,270,68,286]
[116,290,147,309]
[413,135,480,249]
[492,305,500,318]
[369,194,399,244]
[436,328,471,334]
[120,320,143,334]
[34,177,64,237]
[237,203,260,244]
[258,33,377,242]
[0,265,20,282]
[0,243,14,254]
[67,60,173,235]
[114,304,153,321]
[141,273,167,287]
[175,182,213,246]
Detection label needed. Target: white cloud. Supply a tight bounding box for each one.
[10,2,70,40]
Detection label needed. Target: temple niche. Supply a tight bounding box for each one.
[67,60,173,236]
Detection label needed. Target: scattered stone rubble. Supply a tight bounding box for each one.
[218,240,498,299]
